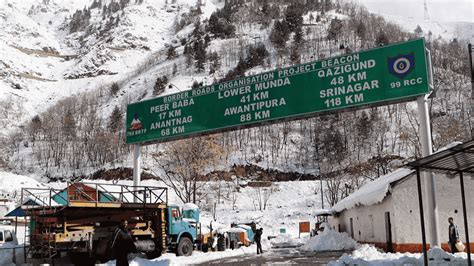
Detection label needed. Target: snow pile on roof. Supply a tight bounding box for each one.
[329,245,472,265]
[182,203,199,211]
[270,233,304,248]
[301,224,357,251]
[331,168,413,213]
[227,227,247,233]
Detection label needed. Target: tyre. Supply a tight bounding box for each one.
[217,235,226,251]
[176,237,193,256]
[201,243,209,253]
[68,252,95,266]
[230,240,237,250]
[146,248,162,259]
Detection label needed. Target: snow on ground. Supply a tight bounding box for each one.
[329,245,473,266]
[301,223,358,252]
[0,171,45,196]
[103,245,258,266]
[270,233,305,248]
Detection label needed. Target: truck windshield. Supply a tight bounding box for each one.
[4,230,13,242]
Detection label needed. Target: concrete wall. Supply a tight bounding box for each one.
[392,173,474,251]
[330,173,474,252]
[330,194,395,248]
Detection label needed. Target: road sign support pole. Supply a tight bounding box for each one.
[468,43,473,138]
[133,144,141,202]
[417,93,440,248]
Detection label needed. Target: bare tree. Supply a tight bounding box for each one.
[153,135,224,203]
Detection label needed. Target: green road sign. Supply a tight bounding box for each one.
[126,38,430,144]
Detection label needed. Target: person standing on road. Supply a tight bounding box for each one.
[254,228,263,254]
[111,220,135,266]
[448,217,460,254]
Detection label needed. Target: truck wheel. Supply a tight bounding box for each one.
[176,237,193,256]
[69,252,95,266]
[230,240,237,250]
[146,248,162,259]
[217,235,226,251]
[201,243,209,253]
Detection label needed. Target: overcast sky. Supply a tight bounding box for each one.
[354,0,473,23]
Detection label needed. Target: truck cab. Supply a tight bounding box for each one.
[167,204,199,256]
[0,227,18,247]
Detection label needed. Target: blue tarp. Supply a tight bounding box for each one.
[5,199,39,217]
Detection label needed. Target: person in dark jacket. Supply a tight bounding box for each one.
[111,220,135,266]
[448,217,460,254]
[254,228,263,254]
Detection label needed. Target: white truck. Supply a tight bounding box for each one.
[0,226,22,265]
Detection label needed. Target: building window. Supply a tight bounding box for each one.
[369,214,374,238]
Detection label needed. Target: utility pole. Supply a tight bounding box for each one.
[468,43,474,138]
[423,0,429,20]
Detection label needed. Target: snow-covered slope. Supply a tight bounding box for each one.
[354,0,474,41]
[0,0,221,134]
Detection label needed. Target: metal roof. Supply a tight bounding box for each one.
[407,140,474,174]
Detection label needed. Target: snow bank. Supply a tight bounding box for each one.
[270,233,304,247]
[331,168,413,213]
[301,225,357,251]
[329,245,473,265]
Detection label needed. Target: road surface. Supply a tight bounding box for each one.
[199,247,346,265]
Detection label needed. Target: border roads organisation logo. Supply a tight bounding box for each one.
[388,53,415,79]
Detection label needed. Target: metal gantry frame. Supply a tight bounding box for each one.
[407,140,474,266]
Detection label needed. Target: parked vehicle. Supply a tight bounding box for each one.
[0,226,18,247]
[21,182,200,264]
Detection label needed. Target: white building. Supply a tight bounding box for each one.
[329,168,474,252]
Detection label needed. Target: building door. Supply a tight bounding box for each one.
[385,212,393,252]
[349,218,354,238]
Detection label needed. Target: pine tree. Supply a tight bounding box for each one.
[356,21,366,40]
[194,38,206,73]
[284,3,304,32]
[327,18,343,41]
[270,20,290,49]
[167,46,177,59]
[375,31,389,46]
[414,25,423,37]
[153,76,168,96]
[172,63,178,76]
[290,45,300,64]
[62,110,77,139]
[208,51,221,74]
[110,82,120,95]
[108,106,123,133]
